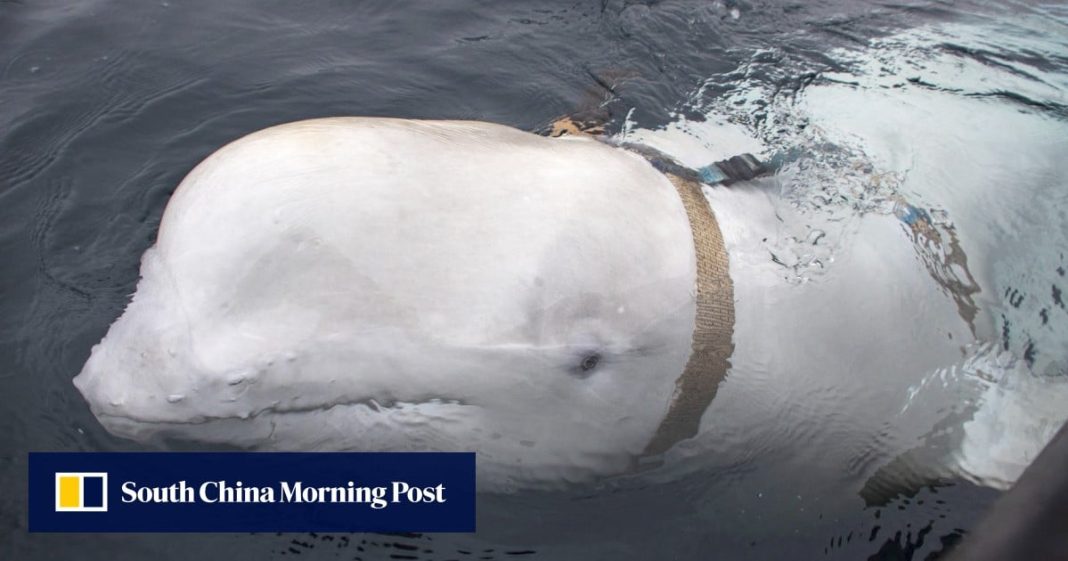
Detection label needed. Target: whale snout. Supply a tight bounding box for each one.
[74,331,279,444]
[74,325,195,438]
[73,252,233,437]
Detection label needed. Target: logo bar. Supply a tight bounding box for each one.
[54,472,108,512]
[30,452,475,532]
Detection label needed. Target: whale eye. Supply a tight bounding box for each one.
[579,353,601,373]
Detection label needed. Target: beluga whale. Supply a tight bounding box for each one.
[74,117,758,490]
[76,115,1028,499]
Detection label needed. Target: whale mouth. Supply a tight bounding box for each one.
[93,396,473,429]
[90,396,479,453]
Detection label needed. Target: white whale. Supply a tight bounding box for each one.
[74,117,713,489]
[73,116,1058,496]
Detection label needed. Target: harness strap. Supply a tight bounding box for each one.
[641,174,736,461]
[542,118,746,464]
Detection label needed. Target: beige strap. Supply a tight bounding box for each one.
[641,174,735,459]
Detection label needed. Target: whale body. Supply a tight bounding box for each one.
[75,116,1058,499]
[74,118,702,489]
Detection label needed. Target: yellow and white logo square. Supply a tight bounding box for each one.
[55,472,108,512]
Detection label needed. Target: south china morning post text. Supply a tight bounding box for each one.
[28,452,475,532]
[120,479,446,509]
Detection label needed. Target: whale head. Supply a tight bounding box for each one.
[74,118,700,489]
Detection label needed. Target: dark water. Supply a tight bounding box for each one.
[3,0,1067,559]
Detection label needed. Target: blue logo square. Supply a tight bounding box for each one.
[82,476,105,508]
